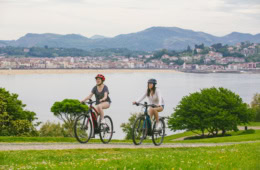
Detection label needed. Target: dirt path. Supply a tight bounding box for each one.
[0,141,258,151]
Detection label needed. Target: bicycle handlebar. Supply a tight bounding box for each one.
[134,102,159,108]
[82,99,96,105]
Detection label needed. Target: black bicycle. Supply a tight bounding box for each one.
[132,102,166,146]
[74,99,114,144]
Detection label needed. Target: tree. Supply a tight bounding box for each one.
[168,87,254,136]
[51,99,89,137]
[195,43,205,49]
[251,93,260,122]
[39,121,69,137]
[211,43,223,51]
[0,88,38,136]
[120,113,141,139]
[187,45,192,52]
[175,58,184,65]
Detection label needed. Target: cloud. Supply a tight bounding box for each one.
[223,0,260,5]
[0,0,259,40]
[213,0,260,19]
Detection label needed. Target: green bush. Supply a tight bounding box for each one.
[120,113,141,140]
[51,99,89,137]
[39,121,69,137]
[168,87,254,136]
[0,88,38,136]
[10,119,38,136]
[251,93,260,122]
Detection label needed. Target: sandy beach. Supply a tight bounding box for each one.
[0,69,181,75]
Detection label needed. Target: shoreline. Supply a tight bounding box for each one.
[0,69,259,75]
[0,69,182,75]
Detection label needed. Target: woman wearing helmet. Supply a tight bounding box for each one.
[81,74,111,124]
[133,79,164,130]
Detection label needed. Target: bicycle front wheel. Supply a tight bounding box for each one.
[132,116,147,145]
[99,115,114,144]
[152,118,166,146]
[74,114,92,143]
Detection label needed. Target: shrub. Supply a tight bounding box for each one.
[168,87,254,136]
[0,88,38,136]
[120,113,142,140]
[51,99,89,137]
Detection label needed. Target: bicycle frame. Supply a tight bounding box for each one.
[133,102,166,146]
[138,102,153,136]
[85,100,100,135]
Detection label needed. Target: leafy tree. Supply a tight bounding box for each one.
[195,43,205,49]
[51,99,89,137]
[211,43,223,51]
[153,49,168,59]
[39,121,69,137]
[0,88,38,136]
[186,45,192,52]
[168,87,253,136]
[175,58,184,65]
[120,113,142,140]
[251,93,260,122]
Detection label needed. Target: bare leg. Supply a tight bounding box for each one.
[95,102,110,120]
[151,107,163,124]
[149,108,154,120]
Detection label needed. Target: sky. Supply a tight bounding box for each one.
[0,0,260,40]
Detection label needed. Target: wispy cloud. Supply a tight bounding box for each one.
[0,0,260,40]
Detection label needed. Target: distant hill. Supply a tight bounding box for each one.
[1,27,259,51]
[90,35,108,39]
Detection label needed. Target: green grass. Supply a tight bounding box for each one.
[243,122,260,126]
[168,130,260,143]
[0,143,259,169]
[1,130,260,144]
[0,136,131,143]
[0,136,77,143]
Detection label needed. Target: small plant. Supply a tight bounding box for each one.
[120,113,142,140]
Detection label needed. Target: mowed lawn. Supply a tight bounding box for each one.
[0,143,259,169]
[166,129,260,143]
[245,122,260,126]
[1,129,260,144]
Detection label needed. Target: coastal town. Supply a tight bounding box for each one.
[0,42,259,73]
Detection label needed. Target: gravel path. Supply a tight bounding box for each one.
[0,141,258,151]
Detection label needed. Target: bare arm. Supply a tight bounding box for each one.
[157,89,163,106]
[81,93,94,103]
[100,92,108,102]
[133,92,146,104]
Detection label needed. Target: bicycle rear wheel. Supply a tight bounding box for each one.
[132,116,147,145]
[152,118,166,146]
[74,114,92,143]
[99,115,114,144]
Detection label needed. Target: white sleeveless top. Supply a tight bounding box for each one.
[136,88,165,106]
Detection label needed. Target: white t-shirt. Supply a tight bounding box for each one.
[136,88,165,106]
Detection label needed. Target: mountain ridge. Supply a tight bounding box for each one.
[0,26,259,51]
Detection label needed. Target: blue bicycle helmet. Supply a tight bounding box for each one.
[148,79,157,84]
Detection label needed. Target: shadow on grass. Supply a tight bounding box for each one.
[183,129,255,140]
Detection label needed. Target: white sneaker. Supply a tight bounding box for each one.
[155,123,162,131]
[101,119,106,124]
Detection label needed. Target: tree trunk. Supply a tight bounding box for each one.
[201,128,205,137]
[222,130,226,136]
